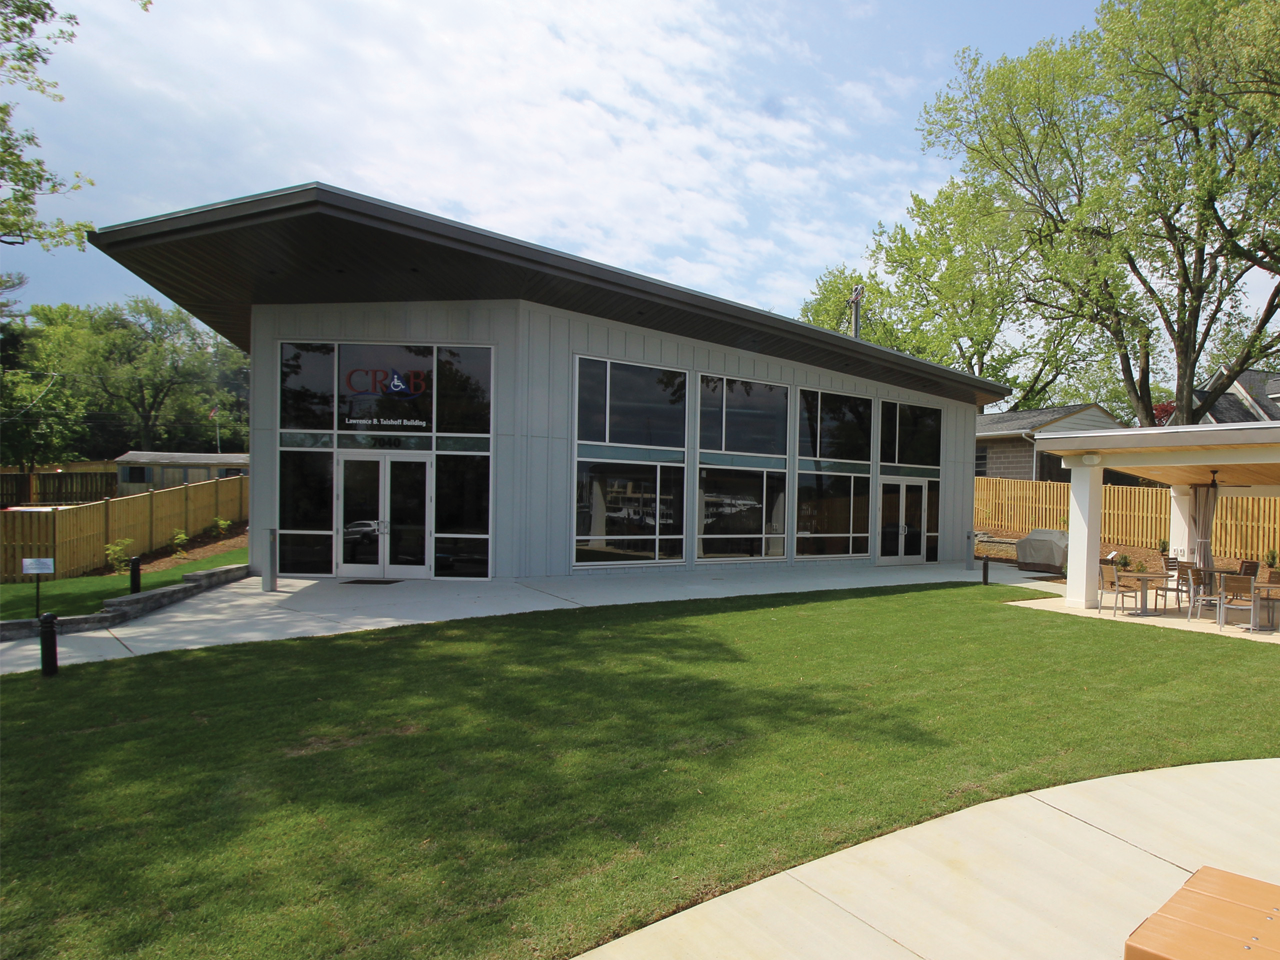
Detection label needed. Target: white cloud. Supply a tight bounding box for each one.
[14,0,949,317]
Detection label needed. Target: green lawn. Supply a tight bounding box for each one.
[0,548,248,620]
[2,582,1278,960]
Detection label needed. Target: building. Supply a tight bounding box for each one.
[976,404,1124,481]
[1196,367,1280,424]
[88,184,1008,581]
[115,452,249,496]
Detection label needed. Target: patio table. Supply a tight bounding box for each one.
[1245,583,1280,632]
[1127,571,1173,617]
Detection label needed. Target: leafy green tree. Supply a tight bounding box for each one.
[1,0,150,248]
[801,182,1093,411]
[29,298,246,453]
[0,368,83,468]
[920,0,1280,425]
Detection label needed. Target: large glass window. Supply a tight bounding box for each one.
[881,401,941,466]
[436,347,492,434]
[698,468,786,559]
[280,343,335,430]
[797,388,871,558]
[279,451,333,531]
[799,390,872,461]
[796,474,871,557]
[577,358,686,449]
[280,450,335,575]
[337,344,434,433]
[700,376,788,455]
[575,462,684,563]
[436,453,490,577]
[278,342,493,578]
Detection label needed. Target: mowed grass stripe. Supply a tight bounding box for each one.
[2,582,1277,959]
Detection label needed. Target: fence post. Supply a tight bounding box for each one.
[184,482,190,537]
[148,488,156,553]
[215,477,221,524]
[104,496,111,546]
[51,508,59,582]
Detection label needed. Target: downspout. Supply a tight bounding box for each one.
[1024,433,1038,481]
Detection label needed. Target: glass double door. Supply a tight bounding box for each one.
[337,453,433,579]
[879,480,925,564]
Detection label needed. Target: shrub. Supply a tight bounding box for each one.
[170,529,190,559]
[104,538,135,575]
[212,516,232,536]
[1266,549,1278,569]
[1158,538,1169,555]
[1116,553,1132,571]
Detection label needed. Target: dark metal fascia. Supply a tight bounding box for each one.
[89,182,1010,402]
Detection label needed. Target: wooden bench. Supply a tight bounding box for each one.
[1126,866,1280,958]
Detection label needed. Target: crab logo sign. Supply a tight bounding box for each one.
[345,368,428,398]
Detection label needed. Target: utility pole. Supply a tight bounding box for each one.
[846,285,865,338]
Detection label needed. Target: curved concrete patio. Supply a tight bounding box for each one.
[581,759,1280,960]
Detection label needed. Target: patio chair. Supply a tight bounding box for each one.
[1100,563,1138,616]
[1238,560,1260,578]
[1254,569,1280,630]
[1218,574,1256,631]
[1186,568,1219,622]
[1154,556,1186,612]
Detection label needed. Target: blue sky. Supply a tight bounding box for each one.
[6,0,1102,321]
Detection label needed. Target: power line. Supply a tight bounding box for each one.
[0,373,61,424]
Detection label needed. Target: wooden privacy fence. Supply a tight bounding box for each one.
[974,476,1280,561]
[1,475,248,583]
[0,471,118,506]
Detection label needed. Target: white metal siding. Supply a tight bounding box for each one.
[248,299,980,577]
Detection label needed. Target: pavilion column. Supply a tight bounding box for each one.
[1066,464,1102,609]
[1168,485,1193,560]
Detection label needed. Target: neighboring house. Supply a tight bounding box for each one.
[1195,368,1280,424]
[977,404,1125,481]
[116,452,249,495]
[89,183,1009,581]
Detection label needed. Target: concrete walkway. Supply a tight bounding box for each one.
[1011,593,1280,644]
[581,759,1280,960]
[0,560,1054,673]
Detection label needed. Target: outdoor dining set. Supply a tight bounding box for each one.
[1099,557,1280,631]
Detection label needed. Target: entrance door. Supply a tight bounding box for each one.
[879,480,925,565]
[336,453,432,579]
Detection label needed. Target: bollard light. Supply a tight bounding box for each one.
[39,612,58,677]
[982,558,990,586]
[129,556,142,594]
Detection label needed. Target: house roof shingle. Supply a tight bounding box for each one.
[976,404,1100,437]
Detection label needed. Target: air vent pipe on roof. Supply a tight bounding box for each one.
[847,285,865,339]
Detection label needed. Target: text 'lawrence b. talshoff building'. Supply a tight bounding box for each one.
[89,184,1009,582]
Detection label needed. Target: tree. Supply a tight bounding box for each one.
[801,181,1093,411]
[0,366,83,468]
[920,0,1280,425]
[1,0,150,248]
[27,298,247,454]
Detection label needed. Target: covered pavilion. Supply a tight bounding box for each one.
[1034,421,1280,609]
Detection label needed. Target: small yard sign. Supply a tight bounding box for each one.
[22,558,54,619]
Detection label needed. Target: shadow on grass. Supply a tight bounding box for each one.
[1,583,973,957]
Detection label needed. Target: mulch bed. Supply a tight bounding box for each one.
[86,521,249,577]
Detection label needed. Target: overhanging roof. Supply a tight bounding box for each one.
[87,183,1010,407]
[1035,421,1280,487]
